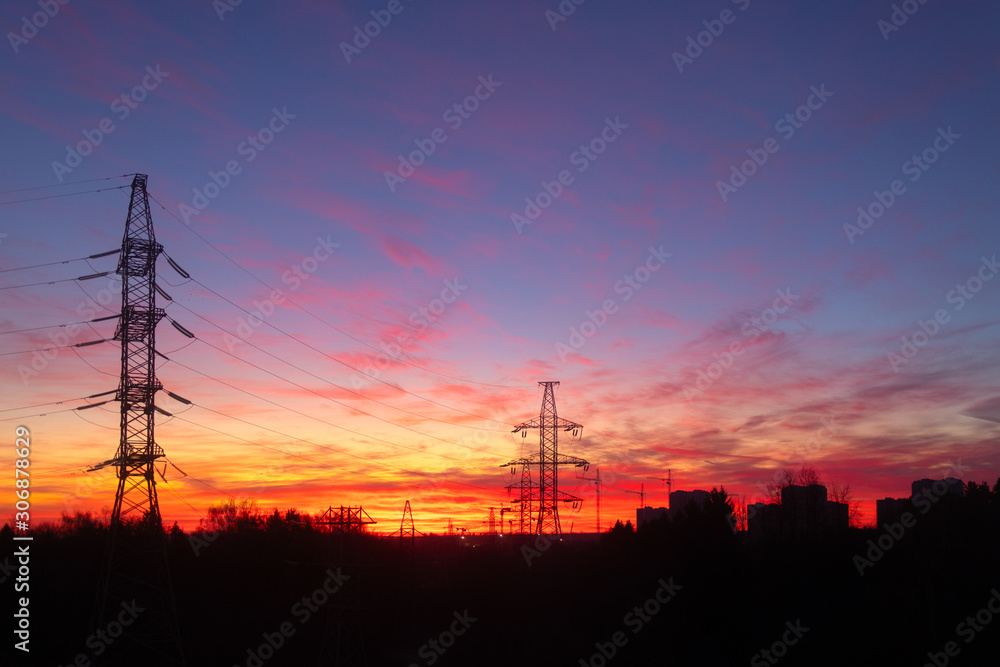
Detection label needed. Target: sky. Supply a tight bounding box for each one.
[1,0,999,533]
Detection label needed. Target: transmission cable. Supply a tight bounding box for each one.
[0,184,129,205]
[149,192,528,389]
[180,273,511,423]
[156,354,495,462]
[169,409,496,495]
[0,174,131,195]
[163,301,508,433]
[0,248,119,275]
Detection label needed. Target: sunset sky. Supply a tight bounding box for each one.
[2,1,998,533]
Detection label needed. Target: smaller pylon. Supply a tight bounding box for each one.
[400,500,415,556]
[579,468,601,533]
[317,505,376,534]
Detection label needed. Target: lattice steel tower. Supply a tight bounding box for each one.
[111,173,167,523]
[96,173,183,665]
[400,500,415,555]
[501,381,589,535]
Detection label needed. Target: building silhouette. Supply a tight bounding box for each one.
[876,477,965,525]
[748,483,848,543]
[635,489,712,529]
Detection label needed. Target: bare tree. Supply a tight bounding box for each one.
[829,482,861,528]
[764,469,796,504]
[205,498,261,532]
[797,465,822,486]
[764,466,823,504]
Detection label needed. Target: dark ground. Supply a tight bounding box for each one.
[7,493,1000,666]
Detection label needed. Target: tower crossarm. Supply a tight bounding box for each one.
[512,417,583,434]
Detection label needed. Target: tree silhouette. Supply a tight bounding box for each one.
[610,519,634,534]
[705,486,735,521]
[205,497,261,533]
[828,482,861,527]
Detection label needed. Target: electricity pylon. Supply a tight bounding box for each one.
[578,468,601,533]
[503,457,534,534]
[400,500,415,556]
[95,174,184,665]
[501,381,589,536]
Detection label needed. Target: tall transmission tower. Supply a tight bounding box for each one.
[110,173,167,524]
[501,381,589,536]
[96,173,184,665]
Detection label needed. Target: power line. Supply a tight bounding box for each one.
[0,275,95,290]
[164,300,508,433]
[0,406,80,422]
[0,248,119,274]
[149,192,529,389]
[0,174,131,195]
[168,408,497,496]
[0,184,130,205]
[0,395,101,413]
[156,350,499,462]
[0,338,108,357]
[181,274,509,423]
[0,314,118,336]
[163,459,236,501]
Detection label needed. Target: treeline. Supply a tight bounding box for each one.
[7,479,1000,665]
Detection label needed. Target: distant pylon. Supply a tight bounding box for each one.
[400,500,415,555]
[503,457,534,534]
[318,505,376,534]
[96,173,184,665]
[579,468,601,533]
[501,381,589,536]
